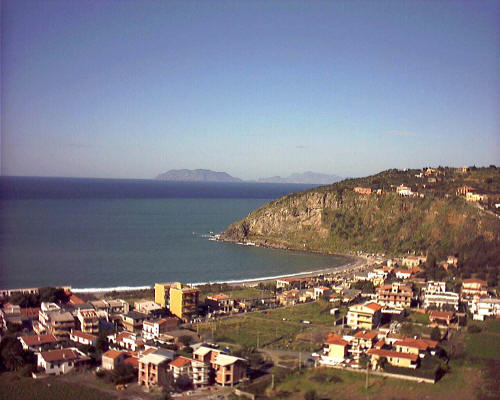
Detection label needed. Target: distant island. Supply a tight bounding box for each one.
[156,169,242,183]
[156,169,342,184]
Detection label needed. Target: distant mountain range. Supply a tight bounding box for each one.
[156,169,342,184]
[257,172,343,185]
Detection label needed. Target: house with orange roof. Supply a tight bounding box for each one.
[68,293,86,306]
[37,348,90,375]
[346,302,382,330]
[367,348,418,369]
[320,333,350,365]
[169,356,193,383]
[394,338,438,356]
[18,333,58,352]
[349,330,378,361]
[102,349,127,370]
[206,294,234,314]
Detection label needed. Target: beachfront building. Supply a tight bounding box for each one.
[169,283,200,322]
[154,282,175,308]
[206,294,234,314]
[37,303,76,340]
[346,302,382,330]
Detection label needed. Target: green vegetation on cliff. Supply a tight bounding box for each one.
[221,167,500,273]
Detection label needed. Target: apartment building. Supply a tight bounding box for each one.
[376,282,413,309]
[154,282,175,308]
[423,281,459,311]
[138,352,171,388]
[142,317,179,340]
[122,311,148,333]
[346,302,382,330]
[76,309,99,334]
[169,283,199,321]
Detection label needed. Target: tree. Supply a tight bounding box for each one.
[179,335,193,347]
[304,389,318,400]
[0,337,36,372]
[430,326,441,341]
[112,363,136,384]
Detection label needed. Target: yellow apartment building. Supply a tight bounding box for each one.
[169,283,200,321]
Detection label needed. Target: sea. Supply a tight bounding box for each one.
[0,177,352,291]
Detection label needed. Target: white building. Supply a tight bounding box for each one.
[472,297,500,321]
[37,348,89,375]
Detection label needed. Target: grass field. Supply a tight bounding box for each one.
[0,372,117,400]
[193,301,339,351]
[200,287,273,301]
[465,330,500,361]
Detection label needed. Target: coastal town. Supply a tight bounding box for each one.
[1,248,499,399]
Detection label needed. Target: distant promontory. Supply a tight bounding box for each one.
[156,169,242,183]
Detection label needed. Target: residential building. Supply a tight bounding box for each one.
[428,310,455,326]
[37,348,90,375]
[169,356,193,383]
[367,348,418,369]
[134,300,162,315]
[192,359,211,388]
[102,349,127,370]
[76,309,99,334]
[206,294,234,314]
[354,187,372,195]
[396,185,414,197]
[472,297,500,321]
[154,282,174,308]
[138,352,171,388]
[376,282,413,309]
[394,338,438,357]
[142,317,179,340]
[169,283,200,321]
[122,311,148,333]
[350,331,378,361]
[423,282,459,311]
[320,333,349,365]
[108,331,145,352]
[394,269,413,280]
[18,334,58,352]
[401,255,426,268]
[38,303,76,340]
[346,302,382,330]
[213,354,246,387]
[466,192,487,202]
[313,287,331,300]
[70,330,98,347]
[462,279,488,300]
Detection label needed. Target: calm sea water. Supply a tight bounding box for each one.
[0,177,351,290]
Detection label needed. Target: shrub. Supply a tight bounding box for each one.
[468,324,482,334]
[304,389,318,400]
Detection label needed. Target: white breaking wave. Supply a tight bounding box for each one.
[72,285,152,293]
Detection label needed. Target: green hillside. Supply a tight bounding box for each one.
[221,167,500,274]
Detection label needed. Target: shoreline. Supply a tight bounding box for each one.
[69,254,366,294]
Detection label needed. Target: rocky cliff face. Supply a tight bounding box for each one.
[221,169,500,265]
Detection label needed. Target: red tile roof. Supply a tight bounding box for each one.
[325,334,349,346]
[20,334,57,346]
[20,307,40,318]
[394,338,438,351]
[169,356,192,368]
[462,279,487,286]
[124,356,139,368]
[354,331,378,340]
[209,294,230,300]
[102,350,124,360]
[367,348,418,361]
[71,330,97,342]
[69,294,86,305]
[365,302,383,311]
[40,348,87,363]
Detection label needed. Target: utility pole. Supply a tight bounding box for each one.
[299,351,301,370]
[365,359,369,391]
[257,331,260,348]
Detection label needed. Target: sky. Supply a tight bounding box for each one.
[1,0,499,180]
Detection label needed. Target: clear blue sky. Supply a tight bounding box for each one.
[2,0,499,179]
